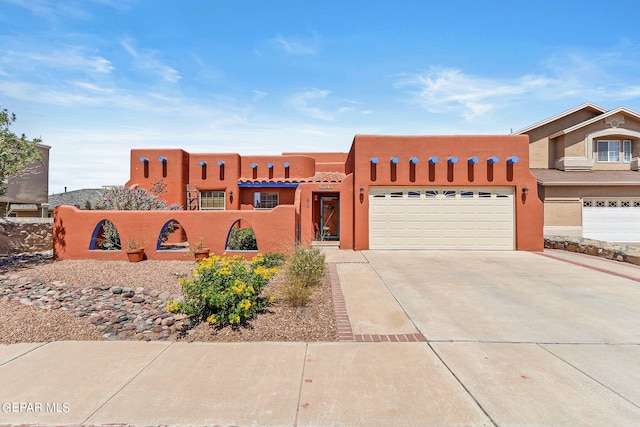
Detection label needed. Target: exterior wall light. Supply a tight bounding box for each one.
[216,160,224,166]
[251,163,258,169]
[448,156,458,164]
[522,187,529,195]
[360,187,365,195]
[267,162,274,169]
[409,157,419,164]
[507,156,520,165]
[139,157,149,163]
[468,156,479,164]
[391,157,400,164]
[199,160,207,166]
[487,156,500,165]
[429,156,439,164]
[158,156,167,163]
[370,157,379,164]
[229,190,234,198]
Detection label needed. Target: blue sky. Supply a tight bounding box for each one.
[2,0,640,194]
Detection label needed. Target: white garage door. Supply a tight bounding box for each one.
[369,187,515,250]
[583,199,640,242]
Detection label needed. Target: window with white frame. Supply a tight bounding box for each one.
[254,192,279,209]
[597,139,633,163]
[623,140,632,163]
[200,190,225,209]
[597,140,621,162]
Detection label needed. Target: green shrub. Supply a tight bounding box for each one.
[226,227,258,251]
[282,246,326,306]
[285,246,326,288]
[168,253,278,327]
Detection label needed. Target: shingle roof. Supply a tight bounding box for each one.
[532,169,640,186]
[48,188,104,208]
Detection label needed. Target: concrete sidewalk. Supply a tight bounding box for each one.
[1,248,639,426]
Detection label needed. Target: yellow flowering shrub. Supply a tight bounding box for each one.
[173,252,283,327]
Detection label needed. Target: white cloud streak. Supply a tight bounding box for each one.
[121,40,181,83]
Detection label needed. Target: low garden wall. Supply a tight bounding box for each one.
[0,218,53,256]
[544,236,640,266]
[53,205,297,261]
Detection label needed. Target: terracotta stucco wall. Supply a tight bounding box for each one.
[349,135,543,251]
[53,205,296,260]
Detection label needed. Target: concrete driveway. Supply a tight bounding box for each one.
[357,250,640,425]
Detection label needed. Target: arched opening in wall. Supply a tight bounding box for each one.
[156,219,188,251]
[225,219,258,251]
[90,219,121,250]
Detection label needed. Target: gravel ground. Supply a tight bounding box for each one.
[0,253,337,344]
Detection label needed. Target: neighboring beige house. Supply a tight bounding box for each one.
[516,103,640,242]
[0,143,51,218]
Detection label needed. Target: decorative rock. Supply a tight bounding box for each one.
[121,288,135,298]
[161,317,175,327]
[112,287,122,294]
[131,296,145,304]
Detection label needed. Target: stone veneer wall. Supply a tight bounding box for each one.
[0,218,53,255]
[545,236,640,266]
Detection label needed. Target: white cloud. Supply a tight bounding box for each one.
[1,47,114,74]
[121,40,181,83]
[286,88,359,121]
[271,35,316,55]
[396,67,554,120]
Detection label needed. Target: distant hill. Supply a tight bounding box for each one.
[48,188,104,209]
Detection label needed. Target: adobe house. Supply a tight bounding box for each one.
[516,103,640,242]
[53,134,543,260]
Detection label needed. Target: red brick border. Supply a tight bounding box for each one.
[538,252,640,283]
[327,262,427,343]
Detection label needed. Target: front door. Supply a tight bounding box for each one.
[319,196,340,240]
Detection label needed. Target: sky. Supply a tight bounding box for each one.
[2,0,640,194]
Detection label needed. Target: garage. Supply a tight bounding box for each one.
[369,186,515,250]
[582,198,640,242]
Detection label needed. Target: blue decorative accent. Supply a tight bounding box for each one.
[448,156,458,164]
[487,156,499,165]
[391,157,400,164]
[410,157,419,164]
[429,156,439,164]
[216,160,224,166]
[89,220,108,250]
[139,156,149,163]
[267,162,274,169]
[468,156,479,164]
[158,156,167,163]
[238,181,299,188]
[284,162,290,168]
[251,163,258,169]
[199,160,207,166]
[370,157,379,164]
[507,156,520,165]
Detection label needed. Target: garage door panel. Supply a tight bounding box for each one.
[583,199,640,242]
[369,187,514,250]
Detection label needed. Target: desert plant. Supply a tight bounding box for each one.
[226,227,258,251]
[282,246,326,306]
[168,253,278,327]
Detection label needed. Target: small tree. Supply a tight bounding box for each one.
[0,107,42,197]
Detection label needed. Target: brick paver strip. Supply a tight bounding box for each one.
[327,261,428,343]
[538,252,640,283]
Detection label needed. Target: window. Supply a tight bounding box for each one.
[254,192,278,209]
[597,140,621,162]
[200,191,225,209]
[624,140,632,163]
